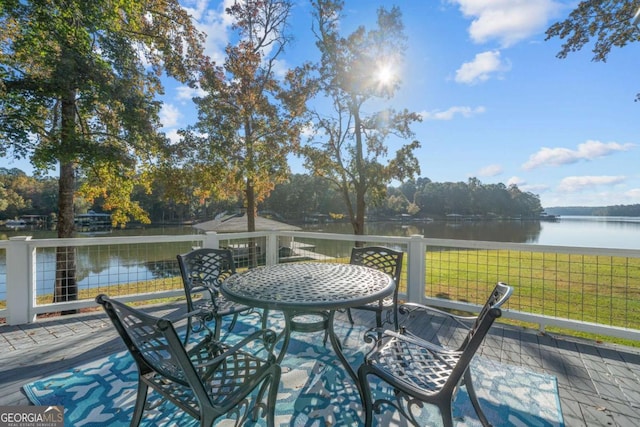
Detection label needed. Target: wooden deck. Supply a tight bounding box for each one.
[1,304,640,426]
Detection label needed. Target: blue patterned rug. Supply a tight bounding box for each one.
[23,315,563,426]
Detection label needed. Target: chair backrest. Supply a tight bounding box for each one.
[349,246,404,286]
[445,306,503,391]
[177,248,236,306]
[96,294,210,402]
[460,282,513,350]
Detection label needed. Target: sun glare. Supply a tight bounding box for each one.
[375,63,395,86]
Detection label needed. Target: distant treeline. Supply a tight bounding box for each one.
[228,176,546,221]
[9,167,638,224]
[545,205,640,217]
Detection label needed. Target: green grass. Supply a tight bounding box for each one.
[31,277,186,312]
[424,248,640,347]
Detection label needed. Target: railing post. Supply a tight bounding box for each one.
[203,232,220,249]
[7,236,36,325]
[406,234,426,304]
[265,232,278,266]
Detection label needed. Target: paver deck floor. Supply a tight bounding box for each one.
[1,303,639,426]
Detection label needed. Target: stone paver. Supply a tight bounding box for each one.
[2,304,640,426]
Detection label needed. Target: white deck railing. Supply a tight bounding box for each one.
[2,230,640,342]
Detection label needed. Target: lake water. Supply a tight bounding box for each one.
[304,216,640,250]
[2,215,640,249]
[2,216,639,296]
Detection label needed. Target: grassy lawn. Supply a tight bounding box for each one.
[424,248,640,347]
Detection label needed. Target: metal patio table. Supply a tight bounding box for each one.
[220,262,395,389]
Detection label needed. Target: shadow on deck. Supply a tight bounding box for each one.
[1,303,639,426]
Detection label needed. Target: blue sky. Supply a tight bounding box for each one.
[5,0,639,209]
[161,0,640,209]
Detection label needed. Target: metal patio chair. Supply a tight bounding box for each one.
[177,248,256,343]
[348,246,404,329]
[96,294,281,427]
[357,282,513,427]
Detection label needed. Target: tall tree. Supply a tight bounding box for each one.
[304,0,421,235]
[0,0,203,305]
[546,1,640,100]
[180,0,312,266]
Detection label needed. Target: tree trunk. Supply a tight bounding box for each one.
[53,90,78,313]
[244,117,258,268]
[352,101,366,236]
[55,163,78,312]
[246,179,258,268]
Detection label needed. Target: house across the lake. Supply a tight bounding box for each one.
[75,211,112,232]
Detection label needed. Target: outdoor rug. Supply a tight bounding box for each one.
[23,314,564,426]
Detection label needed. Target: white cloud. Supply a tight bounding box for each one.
[522,140,635,170]
[183,1,292,78]
[183,0,236,64]
[507,176,524,186]
[626,188,640,198]
[521,183,550,193]
[420,105,486,120]
[508,176,550,193]
[455,50,511,84]
[175,85,207,102]
[450,0,563,47]
[478,164,503,177]
[300,121,316,138]
[164,128,182,145]
[557,176,626,192]
[159,103,182,128]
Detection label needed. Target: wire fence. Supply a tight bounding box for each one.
[2,232,639,341]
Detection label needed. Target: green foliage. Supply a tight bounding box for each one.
[176,0,312,233]
[260,173,344,219]
[304,0,422,235]
[0,0,205,229]
[1,0,204,305]
[0,169,546,223]
[0,168,29,215]
[405,177,543,218]
[546,0,640,100]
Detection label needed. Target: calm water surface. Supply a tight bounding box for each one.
[306,216,640,250]
[2,216,640,248]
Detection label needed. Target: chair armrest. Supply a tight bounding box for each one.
[386,329,460,355]
[191,328,278,369]
[191,284,220,299]
[171,308,211,323]
[399,302,477,329]
[381,329,458,369]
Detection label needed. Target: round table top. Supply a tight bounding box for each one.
[221,262,395,312]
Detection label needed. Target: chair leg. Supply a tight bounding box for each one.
[440,403,455,427]
[375,310,383,328]
[227,313,239,332]
[213,316,222,341]
[347,308,355,324]
[265,366,281,427]
[357,366,375,427]
[201,410,216,427]
[183,317,192,345]
[464,369,492,426]
[392,307,399,331]
[131,380,149,427]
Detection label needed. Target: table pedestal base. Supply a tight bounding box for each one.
[289,312,329,333]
